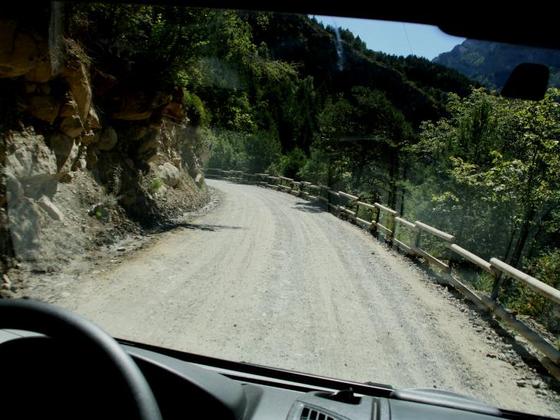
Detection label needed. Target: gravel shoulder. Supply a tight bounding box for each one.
[39,179,559,417]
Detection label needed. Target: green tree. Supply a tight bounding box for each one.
[413,88,560,268]
[207,130,281,173]
[316,86,413,205]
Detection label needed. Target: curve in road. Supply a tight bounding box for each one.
[52,179,559,416]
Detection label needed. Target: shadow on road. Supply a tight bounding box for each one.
[179,223,245,232]
[293,201,326,214]
[155,222,245,233]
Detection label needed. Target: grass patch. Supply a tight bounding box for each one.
[149,177,164,194]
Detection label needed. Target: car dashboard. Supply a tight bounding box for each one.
[122,342,513,420]
[0,329,538,420]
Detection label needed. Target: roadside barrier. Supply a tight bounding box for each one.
[205,168,560,379]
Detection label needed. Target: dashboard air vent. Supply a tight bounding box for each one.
[300,406,337,420]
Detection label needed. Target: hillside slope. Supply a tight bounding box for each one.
[434,39,560,89]
[246,13,475,128]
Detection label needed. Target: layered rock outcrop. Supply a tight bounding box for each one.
[0,18,208,274]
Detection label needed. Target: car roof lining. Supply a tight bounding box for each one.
[147,1,559,50]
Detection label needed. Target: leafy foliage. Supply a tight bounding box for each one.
[413,88,560,264]
[269,148,307,179]
[411,88,560,332]
[207,130,281,173]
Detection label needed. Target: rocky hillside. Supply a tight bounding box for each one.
[434,39,560,89]
[0,10,209,286]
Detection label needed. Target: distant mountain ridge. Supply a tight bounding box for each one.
[433,39,560,89]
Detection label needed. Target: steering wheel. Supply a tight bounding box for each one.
[0,299,162,420]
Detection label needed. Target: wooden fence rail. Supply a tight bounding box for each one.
[415,221,455,242]
[490,258,560,306]
[449,244,493,274]
[339,191,359,201]
[205,168,560,378]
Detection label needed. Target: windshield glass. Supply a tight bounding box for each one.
[1,3,559,417]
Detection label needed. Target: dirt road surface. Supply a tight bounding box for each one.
[49,179,559,417]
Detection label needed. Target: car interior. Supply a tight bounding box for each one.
[0,1,557,419]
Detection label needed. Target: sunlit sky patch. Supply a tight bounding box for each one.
[313,15,466,60]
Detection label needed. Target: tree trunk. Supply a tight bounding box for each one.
[387,149,399,210]
[508,206,536,269]
[502,226,516,262]
[399,163,407,216]
[525,207,550,261]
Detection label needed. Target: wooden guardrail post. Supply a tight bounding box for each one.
[490,273,503,301]
[336,192,355,221]
[412,221,454,272]
[316,185,328,207]
[371,205,381,237]
[387,212,396,245]
[394,217,415,254]
[326,189,340,215]
[372,203,397,243]
[352,196,360,216]
[412,223,422,254]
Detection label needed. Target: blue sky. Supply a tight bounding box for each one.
[313,16,465,60]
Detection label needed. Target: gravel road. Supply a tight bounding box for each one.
[51,179,559,417]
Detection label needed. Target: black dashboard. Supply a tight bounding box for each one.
[0,329,545,420]
[123,342,521,420]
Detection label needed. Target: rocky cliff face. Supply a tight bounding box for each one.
[433,39,560,89]
[0,17,208,281]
